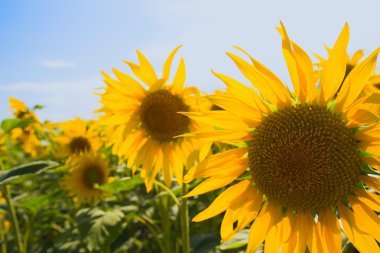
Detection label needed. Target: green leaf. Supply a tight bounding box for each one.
[219,229,249,250]
[33,105,44,110]
[0,161,58,185]
[76,208,125,251]
[98,177,143,193]
[18,190,64,213]
[1,118,34,133]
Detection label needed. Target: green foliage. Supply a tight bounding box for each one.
[18,190,64,213]
[99,177,143,193]
[1,118,34,133]
[219,229,249,250]
[0,161,58,186]
[76,208,125,251]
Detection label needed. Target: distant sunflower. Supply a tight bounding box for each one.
[362,71,380,95]
[63,152,110,203]
[54,118,102,157]
[184,23,380,252]
[97,46,210,191]
[8,98,42,157]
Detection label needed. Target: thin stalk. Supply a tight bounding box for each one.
[154,181,180,206]
[180,183,190,253]
[159,197,173,253]
[0,221,7,253]
[2,186,23,253]
[0,160,22,253]
[135,216,165,253]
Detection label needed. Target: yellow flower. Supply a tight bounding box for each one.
[362,71,380,95]
[184,23,380,253]
[63,152,110,204]
[97,46,210,191]
[9,97,38,121]
[8,98,43,157]
[0,133,5,155]
[54,118,102,157]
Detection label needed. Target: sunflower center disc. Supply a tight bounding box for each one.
[83,166,105,188]
[248,104,361,211]
[140,89,190,142]
[69,137,91,153]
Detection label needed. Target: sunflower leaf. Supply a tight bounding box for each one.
[98,177,143,193]
[0,161,59,186]
[76,208,125,251]
[0,118,35,133]
[18,190,64,213]
[218,229,249,250]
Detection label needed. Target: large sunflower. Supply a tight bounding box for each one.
[54,118,102,157]
[183,23,380,252]
[63,151,110,204]
[97,46,210,191]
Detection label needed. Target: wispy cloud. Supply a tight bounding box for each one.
[0,77,102,121]
[41,59,76,69]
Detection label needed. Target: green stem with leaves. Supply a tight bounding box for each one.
[0,160,23,253]
[2,186,23,253]
[180,183,190,253]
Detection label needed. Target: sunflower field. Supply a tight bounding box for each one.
[0,23,380,253]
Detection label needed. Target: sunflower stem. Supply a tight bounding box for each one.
[180,183,190,253]
[154,180,180,206]
[0,221,7,253]
[2,185,23,253]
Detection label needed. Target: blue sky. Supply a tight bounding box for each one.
[1,0,379,121]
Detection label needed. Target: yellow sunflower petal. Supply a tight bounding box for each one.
[226,52,291,107]
[361,175,380,192]
[233,46,292,107]
[355,123,380,143]
[351,49,365,64]
[207,95,263,126]
[319,23,349,106]
[318,209,341,253]
[124,50,158,86]
[172,57,186,94]
[171,145,184,186]
[292,42,317,104]
[285,212,313,253]
[181,111,249,130]
[355,189,380,212]
[191,180,251,221]
[278,22,306,104]
[184,176,238,198]
[182,129,252,143]
[351,198,380,242]
[339,204,380,253]
[184,147,248,182]
[220,186,263,242]
[335,48,379,112]
[111,68,147,98]
[212,70,270,114]
[246,203,281,253]
[162,45,182,81]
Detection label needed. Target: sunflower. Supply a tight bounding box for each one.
[8,98,43,157]
[96,46,210,191]
[63,151,111,204]
[362,71,380,95]
[315,48,365,78]
[54,118,102,157]
[183,23,380,252]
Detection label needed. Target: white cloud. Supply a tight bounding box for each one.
[41,60,76,69]
[0,77,103,121]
